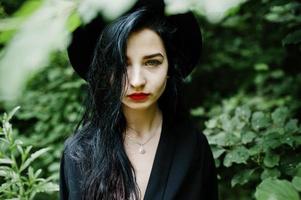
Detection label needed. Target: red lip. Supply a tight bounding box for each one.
[128,93,150,101]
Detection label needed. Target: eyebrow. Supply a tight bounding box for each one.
[143,53,164,59]
[126,53,164,61]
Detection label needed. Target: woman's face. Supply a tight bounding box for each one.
[122,28,168,110]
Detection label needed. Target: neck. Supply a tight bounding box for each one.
[122,103,162,139]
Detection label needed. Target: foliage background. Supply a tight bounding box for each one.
[0,0,300,199]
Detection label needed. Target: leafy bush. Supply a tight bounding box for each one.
[187,0,301,112]
[203,105,301,199]
[10,52,85,182]
[188,1,301,198]
[0,107,58,199]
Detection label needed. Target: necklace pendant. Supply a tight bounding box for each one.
[139,145,146,154]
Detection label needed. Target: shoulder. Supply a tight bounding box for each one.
[60,136,83,199]
[62,124,93,164]
[61,137,80,175]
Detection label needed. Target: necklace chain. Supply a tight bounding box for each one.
[125,117,163,154]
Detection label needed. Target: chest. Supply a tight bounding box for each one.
[123,131,161,199]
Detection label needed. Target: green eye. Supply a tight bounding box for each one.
[145,60,161,66]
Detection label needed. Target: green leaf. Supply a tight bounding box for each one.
[231,169,255,187]
[248,145,261,156]
[262,134,282,150]
[241,131,256,144]
[214,158,221,168]
[263,152,280,168]
[255,178,299,200]
[66,11,81,32]
[232,116,246,130]
[282,135,295,147]
[0,17,21,33]
[254,63,269,71]
[211,147,226,159]
[208,131,239,147]
[190,107,205,117]
[205,118,218,129]
[223,146,250,167]
[271,107,289,127]
[0,166,18,180]
[235,106,251,121]
[285,119,299,134]
[34,168,42,178]
[224,132,241,146]
[207,132,226,146]
[251,112,270,131]
[283,29,301,45]
[220,114,233,132]
[20,147,50,172]
[28,166,34,181]
[17,145,24,155]
[265,13,280,22]
[0,158,13,165]
[14,0,43,18]
[261,168,281,180]
[33,182,59,193]
[292,176,301,192]
[0,182,15,195]
[0,166,10,177]
[7,106,20,121]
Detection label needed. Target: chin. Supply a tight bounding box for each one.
[122,101,157,111]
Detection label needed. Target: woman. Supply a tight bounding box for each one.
[60,2,218,200]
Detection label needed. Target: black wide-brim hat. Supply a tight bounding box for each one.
[67,0,202,81]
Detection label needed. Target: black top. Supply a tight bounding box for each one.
[59,118,218,200]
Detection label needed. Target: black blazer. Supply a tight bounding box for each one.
[59,118,218,200]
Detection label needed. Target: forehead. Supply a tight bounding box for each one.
[126,28,166,59]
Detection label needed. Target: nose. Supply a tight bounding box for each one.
[128,65,146,89]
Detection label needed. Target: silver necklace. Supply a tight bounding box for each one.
[125,118,163,154]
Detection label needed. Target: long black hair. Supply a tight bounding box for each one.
[66,8,188,200]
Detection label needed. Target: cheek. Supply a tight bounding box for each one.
[152,70,168,95]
